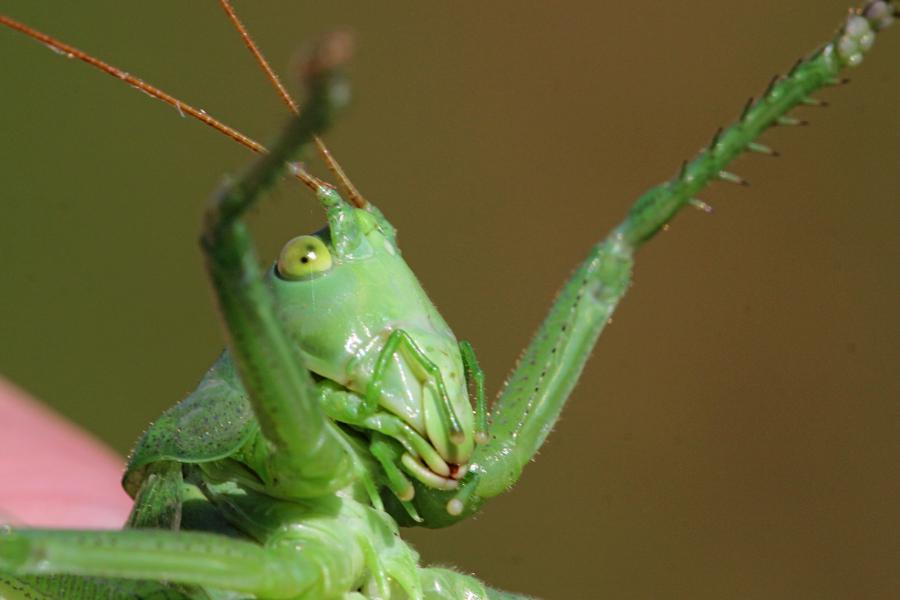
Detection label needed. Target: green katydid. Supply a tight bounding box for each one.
[0,1,897,598]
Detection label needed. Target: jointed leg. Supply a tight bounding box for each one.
[199,37,353,499]
[471,5,894,500]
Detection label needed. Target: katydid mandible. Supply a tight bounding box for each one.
[0,1,897,598]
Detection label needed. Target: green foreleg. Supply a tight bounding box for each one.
[472,3,895,499]
[199,39,353,498]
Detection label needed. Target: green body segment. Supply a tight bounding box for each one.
[0,2,895,598]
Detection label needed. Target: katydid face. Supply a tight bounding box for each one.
[269,204,476,477]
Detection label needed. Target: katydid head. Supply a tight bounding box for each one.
[3,4,486,515]
[268,188,479,503]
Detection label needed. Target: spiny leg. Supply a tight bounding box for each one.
[200,35,354,499]
[470,3,895,500]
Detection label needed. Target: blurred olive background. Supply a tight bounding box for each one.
[1,2,897,598]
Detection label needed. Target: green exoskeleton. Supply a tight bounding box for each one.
[0,1,896,598]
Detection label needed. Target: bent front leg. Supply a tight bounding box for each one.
[471,5,896,501]
[200,39,353,498]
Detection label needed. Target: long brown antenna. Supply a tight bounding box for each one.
[218,0,368,208]
[0,14,325,192]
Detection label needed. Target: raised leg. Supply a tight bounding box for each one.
[470,5,894,500]
[199,36,354,499]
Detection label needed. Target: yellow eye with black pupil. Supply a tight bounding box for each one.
[276,235,333,280]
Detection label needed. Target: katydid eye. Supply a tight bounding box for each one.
[277,235,332,280]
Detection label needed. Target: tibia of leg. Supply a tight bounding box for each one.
[0,528,315,599]
[473,237,634,498]
[199,53,353,499]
